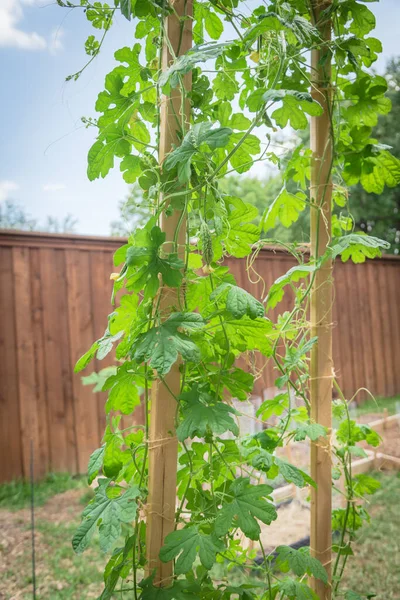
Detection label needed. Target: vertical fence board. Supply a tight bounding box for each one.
[12,246,44,479]
[30,248,50,473]
[381,262,397,398]
[355,263,377,398]
[333,263,354,398]
[40,248,77,473]
[387,261,400,394]
[0,247,23,482]
[66,249,99,473]
[366,261,387,399]
[376,262,394,397]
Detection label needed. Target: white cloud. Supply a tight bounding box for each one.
[43,182,66,192]
[49,26,64,55]
[0,180,20,202]
[0,0,60,52]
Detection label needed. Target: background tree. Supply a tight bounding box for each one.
[349,58,400,254]
[0,199,78,233]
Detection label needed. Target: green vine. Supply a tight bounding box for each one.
[62,0,399,598]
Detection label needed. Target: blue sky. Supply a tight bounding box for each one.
[0,0,399,236]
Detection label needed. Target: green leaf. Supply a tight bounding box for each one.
[132,313,204,375]
[256,393,289,421]
[213,71,238,101]
[103,433,124,478]
[266,265,316,309]
[222,197,260,258]
[336,420,381,447]
[159,526,224,574]
[120,155,141,183]
[230,113,252,131]
[100,535,135,600]
[210,283,264,319]
[353,474,381,496]
[105,367,141,415]
[267,90,323,130]
[228,133,260,173]
[126,226,185,295]
[75,341,99,373]
[252,449,315,488]
[204,11,223,40]
[262,188,307,232]
[109,294,139,336]
[75,331,122,372]
[164,122,232,183]
[276,546,327,583]
[87,128,130,181]
[215,477,277,540]
[73,480,139,553]
[360,151,400,194]
[159,42,229,89]
[349,3,376,37]
[278,577,318,600]
[86,3,113,30]
[140,578,200,600]
[330,234,390,263]
[220,368,254,401]
[87,446,105,484]
[292,423,327,442]
[120,0,133,20]
[274,457,316,489]
[222,317,274,356]
[177,398,239,441]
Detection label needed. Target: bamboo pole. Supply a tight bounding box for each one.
[309,1,333,598]
[145,1,192,586]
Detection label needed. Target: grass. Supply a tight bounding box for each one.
[352,394,400,417]
[0,451,399,598]
[341,471,400,599]
[0,472,87,511]
[0,476,105,599]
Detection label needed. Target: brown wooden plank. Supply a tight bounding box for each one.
[40,248,77,473]
[349,263,369,401]
[356,263,377,398]
[387,262,400,394]
[332,262,352,397]
[66,249,99,473]
[378,261,396,397]
[12,246,43,479]
[0,247,23,482]
[366,260,387,398]
[29,249,50,473]
[343,261,360,398]
[89,250,112,441]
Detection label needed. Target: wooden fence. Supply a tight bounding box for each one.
[1,230,399,482]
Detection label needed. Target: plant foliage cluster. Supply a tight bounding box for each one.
[58,0,399,597]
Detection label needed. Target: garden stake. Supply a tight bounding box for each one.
[310,1,333,598]
[145,0,193,585]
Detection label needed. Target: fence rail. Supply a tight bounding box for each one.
[1,230,399,482]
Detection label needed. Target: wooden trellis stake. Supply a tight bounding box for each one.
[309,1,333,598]
[145,0,192,586]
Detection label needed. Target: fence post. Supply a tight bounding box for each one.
[310,1,333,598]
[145,1,192,586]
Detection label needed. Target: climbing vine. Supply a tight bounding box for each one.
[59,0,400,598]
